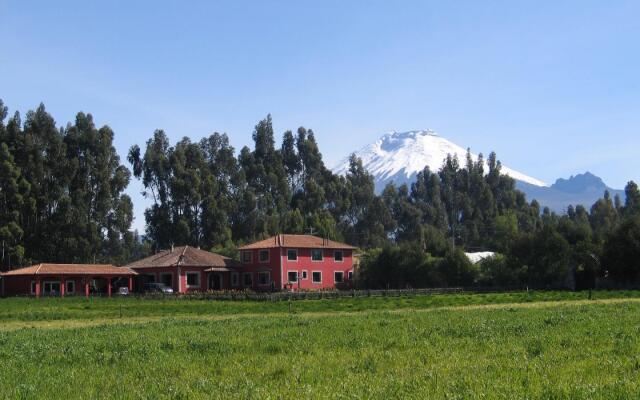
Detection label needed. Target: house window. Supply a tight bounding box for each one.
[66,280,75,294]
[258,271,270,286]
[43,281,61,295]
[243,272,253,287]
[287,249,298,261]
[242,251,253,264]
[348,271,353,280]
[160,273,173,287]
[312,271,322,284]
[334,271,344,283]
[30,281,36,295]
[311,249,323,261]
[334,250,344,262]
[186,272,201,288]
[302,270,308,280]
[259,249,270,263]
[288,271,298,283]
[231,272,239,287]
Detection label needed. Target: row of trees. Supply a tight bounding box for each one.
[126,114,391,252]
[1,100,639,289]
[360,173,640,289]
[0,101,147,269]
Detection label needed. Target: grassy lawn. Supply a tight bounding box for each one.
[0,291,639,399]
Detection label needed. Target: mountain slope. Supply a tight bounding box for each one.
[517,172,624,212]
[333,130,547,192]
[333,130,624,212]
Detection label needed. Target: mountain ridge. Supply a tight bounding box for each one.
[333,130,623,212]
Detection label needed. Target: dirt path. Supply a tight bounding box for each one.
[1,297,639,332]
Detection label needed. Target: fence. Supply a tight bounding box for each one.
[136,286,542,302]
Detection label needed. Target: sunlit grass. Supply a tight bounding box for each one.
[0,291,639,399]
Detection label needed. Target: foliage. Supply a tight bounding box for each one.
[2,99,640,290]
[0,101,144,267]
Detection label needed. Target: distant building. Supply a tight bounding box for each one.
[0,264,137,297]
[1,237,358,297]
[124,245,239,293]
[238,234,356,291]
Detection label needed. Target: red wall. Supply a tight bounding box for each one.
[240,247,353,290]
[131,266,228,293]
[1,276,110,296]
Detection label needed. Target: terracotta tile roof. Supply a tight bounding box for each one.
[124,246,239,269]
[1,264,137,276]
[238,234,356,250]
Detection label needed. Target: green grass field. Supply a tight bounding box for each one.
[1,291,639,399]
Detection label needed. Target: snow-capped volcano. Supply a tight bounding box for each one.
[333,130,547,192]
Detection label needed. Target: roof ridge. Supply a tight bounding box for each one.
[34,263,43,275]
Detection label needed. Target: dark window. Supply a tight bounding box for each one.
[31,281,36,294]
[243,273,253,287]
[334,271,344,283]
[302,270,308,280]
[66,281,75,294]
[288,271,298,283]
[231,273,239,286]
[186,272,200,287]
[242,251,252,263]
[287,249,298,261]
[311,249,323,261]
[348,271,353,280]
[258,271,270,285]
[312,271,322,283]
[259,250,269,262]
[334,250,343,262]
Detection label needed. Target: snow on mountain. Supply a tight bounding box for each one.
[333,130,547,192]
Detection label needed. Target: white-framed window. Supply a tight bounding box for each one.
[311,249,323,261]
[259,249,270,263]
[302,270,308,280]
[334,250,344,262]
[242,251,253,264]
[287,249,298,261]
[186,272,201,288]
[243,272,253,287]
[43,281,61,295]
[258,271,270,286]
[30,281,36,295]
[231,272,239,287]
[66,280,75,294]
[348,271,353,280]
[312,271,322,284]
[288,271,298,283]
[334,271,344,283]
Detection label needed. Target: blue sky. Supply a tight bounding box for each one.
[1,0,639,232]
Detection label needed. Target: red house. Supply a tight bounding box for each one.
[238,234,356,291]
[124,245,240,293]
[0,264,137,297]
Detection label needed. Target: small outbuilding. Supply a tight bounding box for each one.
[0,263,137,297]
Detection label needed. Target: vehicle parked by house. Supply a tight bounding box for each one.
[142,282,174,294]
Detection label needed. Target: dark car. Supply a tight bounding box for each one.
[143,282,174,294]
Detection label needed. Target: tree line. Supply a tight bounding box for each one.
[1,101,639,289]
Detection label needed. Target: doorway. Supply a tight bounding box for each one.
[208,273,223,290]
